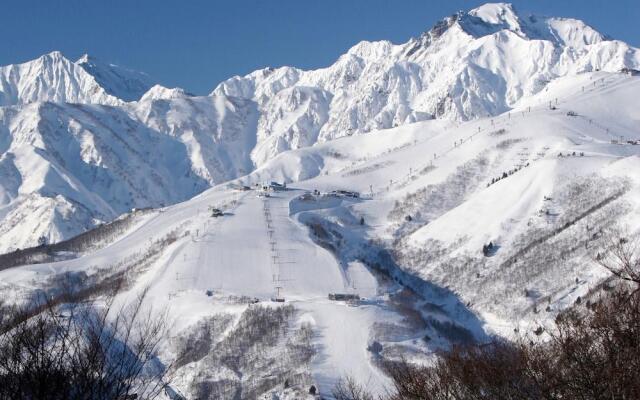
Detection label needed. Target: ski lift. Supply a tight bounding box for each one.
[271,286,285,302]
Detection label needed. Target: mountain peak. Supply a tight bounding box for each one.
[468,2,519,26]
[76,53,94,64]
[404,3,524,58]
[0,51,125,106]
[455,2,528,38]
[346,40,394,59]
[42,50,65,59]
[140,84,189,102]
[405,1,609,50]
[0,51,156,106]
[36,50,71,65]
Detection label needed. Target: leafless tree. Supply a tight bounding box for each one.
[596,230,640,286]
[336,234,640,400]
[333,376,376,400]
[0,288,170,400]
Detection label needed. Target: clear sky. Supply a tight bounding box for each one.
[3,0,638,95]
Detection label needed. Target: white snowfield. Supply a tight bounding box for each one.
[1,2,640,398]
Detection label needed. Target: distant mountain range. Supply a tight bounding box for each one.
[0,2,638,251]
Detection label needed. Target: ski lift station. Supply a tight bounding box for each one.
[328,293,360,301]
[271,286,285,302]
[328,190,360,198]
[262,181,287,192]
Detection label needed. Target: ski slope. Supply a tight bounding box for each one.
[270,71,640,335]
[126,189,408,396]
[0,184,411,397]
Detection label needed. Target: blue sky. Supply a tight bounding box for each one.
[3,0,638,95]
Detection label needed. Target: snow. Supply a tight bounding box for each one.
[298,301,394,395]
[0,185,402,396]
[0,101,211,252]
[1,4,639,249]
[139,85,190,102]
[467,3,522,33]
[241,70,640,334]
[1,2,640,397]
[1,70,639,396]
[211,1,639,164]
[76,54,154,101]
[0,51,152,107]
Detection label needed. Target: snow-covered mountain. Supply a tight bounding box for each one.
[245,71,640,333]
[128,93,259,184]
[75,53,154,101]
[0,51,120,106]
[1,2,639,252]
[0,92,263,252]
[0,101,209,251]
[139,84,191,102]
[1,2,640,397]
[1,69,639,398]
[213,2,640,165]
[0,51,154,106]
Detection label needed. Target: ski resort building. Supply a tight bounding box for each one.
[262,181,287,191]
[328,293,360,301]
